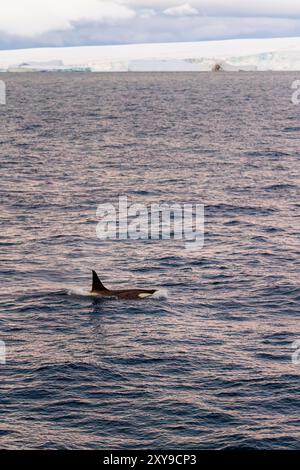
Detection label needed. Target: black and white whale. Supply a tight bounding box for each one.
[91,270,156,299]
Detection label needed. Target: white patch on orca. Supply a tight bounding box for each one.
[138,292,153,298]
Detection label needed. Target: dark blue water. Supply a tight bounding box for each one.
[1,72,300,449]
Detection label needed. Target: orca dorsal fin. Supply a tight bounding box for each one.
[92,270,108,292]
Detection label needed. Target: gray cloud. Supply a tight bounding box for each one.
[1,1,300,50]
[124,1,300,18]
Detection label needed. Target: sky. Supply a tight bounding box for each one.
[1,0,300,50]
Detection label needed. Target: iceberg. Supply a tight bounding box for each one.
[0,37,300,72]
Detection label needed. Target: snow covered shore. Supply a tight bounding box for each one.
[0,37,300,72]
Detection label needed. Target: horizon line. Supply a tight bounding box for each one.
[1,35,300,53]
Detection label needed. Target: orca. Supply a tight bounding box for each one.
[91,270,156,299]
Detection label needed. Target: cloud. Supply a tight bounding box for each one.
[0,0,135,36]
[2,15,300,51]
[163,3,198,17]
[1,0,300,49]
[124,1,300,18]
[139,9,157,19]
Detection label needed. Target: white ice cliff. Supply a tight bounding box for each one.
[0,37,300,72]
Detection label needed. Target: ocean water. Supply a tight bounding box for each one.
[1,72,300,449]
